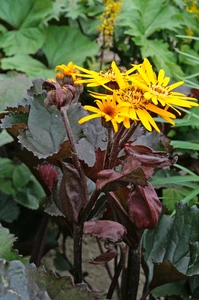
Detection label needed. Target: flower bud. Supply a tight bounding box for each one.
[38,163,58,192]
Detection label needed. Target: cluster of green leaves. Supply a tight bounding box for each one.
[117,0,199,78]
[0,0,101,78]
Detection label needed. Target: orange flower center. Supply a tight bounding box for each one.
[151,84,169,96]
[118,86,149,108]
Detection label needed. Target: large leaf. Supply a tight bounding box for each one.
[0,260,99,299]
[143,202,199,291]
[119,0,183,37]
[18,96,106,165]
[1,54,55,78]
[0,0,52,28]
[0,0,52,55]
[0,225,26,263]
[42,25,99,67]
[0,75,32,112]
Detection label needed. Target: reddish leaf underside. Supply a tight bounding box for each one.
[59,162,83,222]
[89,248,117,265]
[127,183,162,229]
[84,220,127,243]
[96,155,147,192]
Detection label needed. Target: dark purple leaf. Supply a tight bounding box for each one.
[59,162,83,222]
[96,156,147,192]
[124,144,177,168]
[127,183,162,229]
[83,148,105,182]
[89,248,117,265]
[107,193,143,249]
[84,220,126,243]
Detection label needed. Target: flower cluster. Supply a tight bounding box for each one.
[98,0,123,46]
[75,59,198,132]
[184,0,199,18]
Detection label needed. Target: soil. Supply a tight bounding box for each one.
[42,235,146,300]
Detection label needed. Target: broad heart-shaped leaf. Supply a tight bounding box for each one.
[1,54,55,78]
[0,27,45,56]
[96,155,147,192]
[0,75,33,112]
[127,183,162,229]
[84,220,127,243]
[42,25,99,67]
[0,260,99,299]
[143,202,199,291]
[0,0,52,28]
[58,162,83,222]
[0,192,20,223]
[18,96,106,165]
[0,0,52,56]
[0,225,26,263]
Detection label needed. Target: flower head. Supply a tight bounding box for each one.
[55,62,80,82]
[130,58,198,114]
[74,61,135,89]
[78,93,131,132]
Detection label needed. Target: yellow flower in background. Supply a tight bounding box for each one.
[75,61,136,89]
[55,62,80,81]
[78,93,131,132]
[184,0,199,18]
[98,0,123,46]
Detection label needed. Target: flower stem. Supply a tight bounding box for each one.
[125,244,141,300]
[106,243,126,300]
[108,125,126,169]
[60,106,88,205]
[73,223,83,284]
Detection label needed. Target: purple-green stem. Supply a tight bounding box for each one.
[30,212,49,267]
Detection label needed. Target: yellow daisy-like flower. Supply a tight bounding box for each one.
[89,59,198,132]
[130,58,198,114]
[55,62,80,81]
[74,61,136,89]
[78,93,131,132]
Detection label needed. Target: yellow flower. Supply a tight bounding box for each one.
[130,58,198,114]
[89,58,198,132]
[78,93,131,132]
[74,61,136,89]
[98,0,123,46]
[55,62,80,81]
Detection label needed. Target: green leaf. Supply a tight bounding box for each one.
[12,164,31,189]
[163,187,198,212]
[170,140,199,150]
[0,75,33,112]
[1,112,29,130]
[140,39,184,78]
[0,225,25,262]
[18,97,106,164]
[42,25,99,67]
[0,260,99,299]
[0,130,14,147]
[0,28,45,56]
[143,202,199,290]
[14,175,45,209]
[0,192,20,223]
[1,54,55,78]
[0,0,52,28]
[151,175,199,188]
